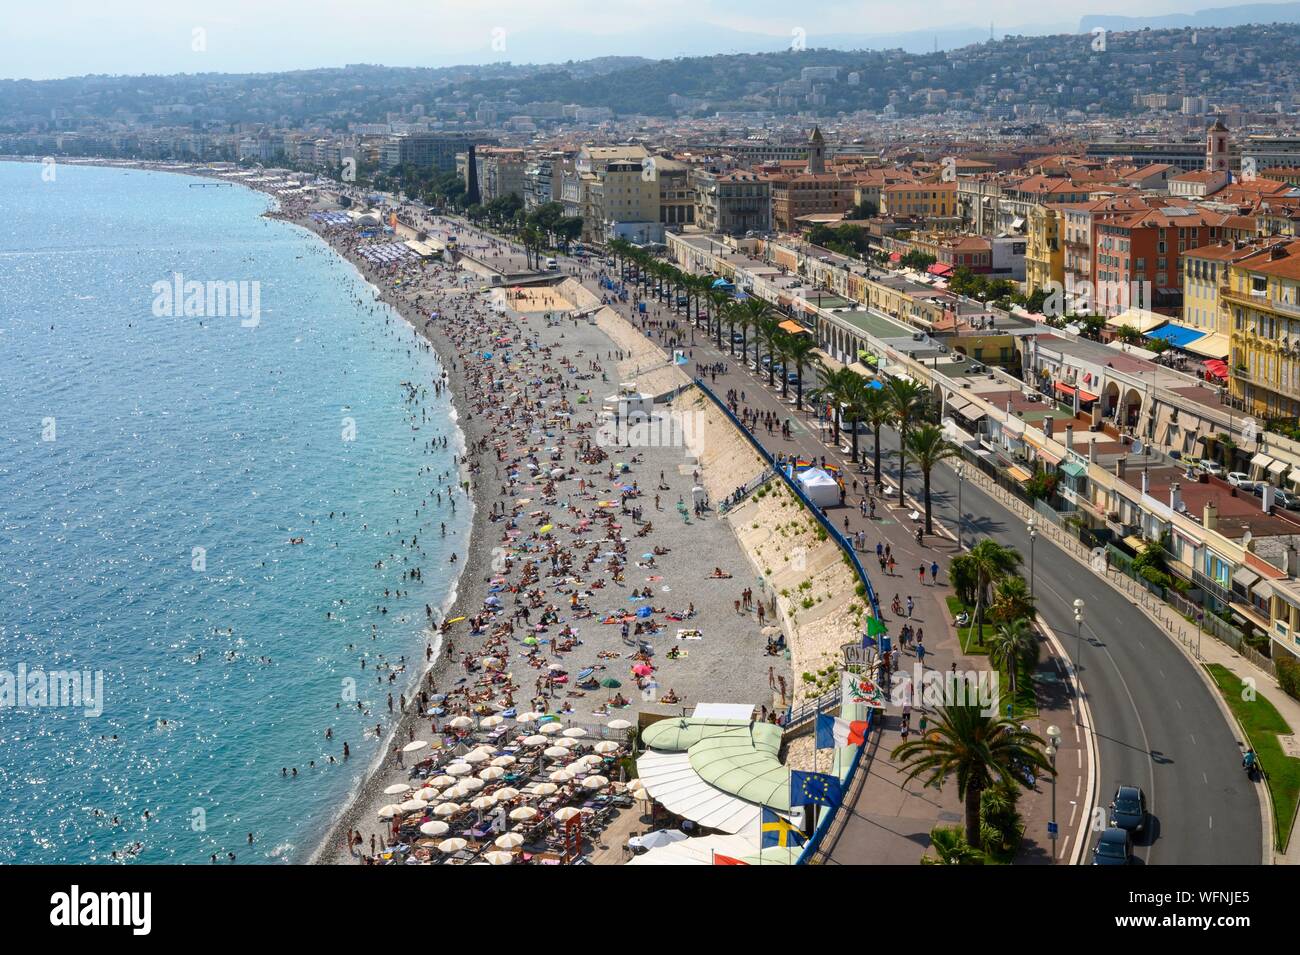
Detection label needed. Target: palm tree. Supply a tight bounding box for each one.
[782,333,821,410]
[755,314,783,387]
[705,286,730,338]
[884,377,930,506]
[905,424,961,534]
[859,385,892,491]
[738,296,768,362]
[986,618,1040,701]
[815,366,855,447]
[989,575,1035,627]
[840,373,868,462]
[892,702,1054,847]
[965,539,1022,646]
[920,825,985,865]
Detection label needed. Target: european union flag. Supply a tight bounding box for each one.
[761,807,806,849]
[789,770,842,808]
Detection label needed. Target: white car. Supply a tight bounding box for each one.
[1227,472,1259,489]
[1197,459,1224,476]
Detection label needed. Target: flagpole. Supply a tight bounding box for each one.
[758,803,763,866]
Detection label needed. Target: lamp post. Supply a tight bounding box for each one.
[1196,609,1204,661]
[1046,724,1062,863]
[1073,598,1085,725]
[956,464,966,551]
[1027,518,1037,600]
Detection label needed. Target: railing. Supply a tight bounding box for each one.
[693,378,884,627]
[783,686,842,730]
[795,708,874,865]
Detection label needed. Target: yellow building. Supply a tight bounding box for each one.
[1223,239,1300,418]
[1024,204,1064,296]
[879,181,957,218]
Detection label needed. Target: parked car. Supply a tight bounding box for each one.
[731,332,745,344]
[1108,785,1147,832]
[1198,460,1224,477]
[1227,472,1259,489]
[1092,827,1133,865]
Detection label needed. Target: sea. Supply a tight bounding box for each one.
[0,161,470,863]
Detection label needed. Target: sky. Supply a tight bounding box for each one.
[0,0,1271,81]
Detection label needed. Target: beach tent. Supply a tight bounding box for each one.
[796,468,841,508]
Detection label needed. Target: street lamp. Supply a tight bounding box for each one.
[1027,519,1037,600]
[956,464,965,551]
[1073,598,1085,725]
[1046,724,1062,863]
[1196,609,1204,661]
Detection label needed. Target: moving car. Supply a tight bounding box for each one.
[545,257,558,270]
[1108,785,1147,832]
[1092,827,1133,865]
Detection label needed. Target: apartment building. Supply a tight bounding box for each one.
[1224,239,1300,419]
[692,168,771,236]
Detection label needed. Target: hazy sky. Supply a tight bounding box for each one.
[0,0,1258,80]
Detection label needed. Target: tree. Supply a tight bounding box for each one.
[858,385,892,489]
[782,333,822,410]
[989,575,1035,627]
[964,539,1023,646]
[892,702,1053,847]
[987,618,1040,701]
[739,296,768,361]
[905,423,961,534]
[755,314,783,387]
[920,825,985,865]
[884,377,929,505]
[815,367,856,447]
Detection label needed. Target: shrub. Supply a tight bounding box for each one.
[1276,653,1300,702]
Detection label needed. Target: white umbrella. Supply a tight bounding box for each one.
[403,740,429,754]
[419,820,449,837]
[494,786,521,801]
[509,806,539,822]
[539,723,563,735]
[442,784,467,800]
[516,711,542,723]
[606,719,632,731]
[399,799,426,813]
[531,782,558,796]
[549,769,574,783]
[553,737,580,749]
[470,796,497,811]
[434,802,462,817]
[495,832,524,849]
[383,783,412,796]
[479,766,506,781]
[489,755,516,767]
[593,741,620,754]
[416,787,440,802]
[484,850,514,865]
[582,775,609,790]
[553,807,582,822]
[437,837,468,854]
[446,762,474,776]
[636,830,688,849]
[561,727,587,739]
[429,775,457,788]
[449,716,474,730]
[522,735,548,746]
[463,750,490,764]
[377,804,403,819]
[459,776,486,792]
[573,755,602,769]
[544,746,570,759]
[481,715,505,728]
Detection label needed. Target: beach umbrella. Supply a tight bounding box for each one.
[561,727,587,739]
[377,804,403,820]
[383,783,412,796]
[403,740,429,754]
[434,802,462,818]
[459,777,486,792]
[553,807,582,822]
[549,769,574,783]
[522,735,548,747]
[593,741,619,754]
[544,746,569,759]
[463,749,490,764]
[441,785,467,800]
[470,796,497,811]
[416,787,440,802]
[600,678,622,689]
[495,832,525,849]
[494,787,520,801]
[446,762,474,776]
[606,719,632,731]
[449,716,474,730]
[539,723,563,736]
[573,754,603,769]
[531,783,558,797]
[489,755,516,768]
[419,820,450,837]
[636,830,688,850]
[484,850,515,866]
[632,664,653,676]
[509,806,539,822]
[517,712,543,723]
[479,766,506,781]
[553,737,579,749]
[481,715,505,728]
[582,775,609,790]
[399,799,426,813]
[429,775,457,788]
[437,838,469,854]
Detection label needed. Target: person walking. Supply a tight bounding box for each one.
[916,641,927,666]
[930,560,939,585]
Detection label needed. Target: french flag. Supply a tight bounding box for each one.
[815,713,869,749]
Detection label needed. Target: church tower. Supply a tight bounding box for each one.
[1206,117,1229,173]
[806,126,826,175]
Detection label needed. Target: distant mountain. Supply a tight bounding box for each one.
[1080,1,1300,33]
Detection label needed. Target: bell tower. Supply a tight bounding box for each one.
[1206,116,1229,173]
[806,126,826,175]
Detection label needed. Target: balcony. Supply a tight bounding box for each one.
[1222,284,1300,318]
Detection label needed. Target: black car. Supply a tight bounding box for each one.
[1108,785,1147,832]
[1093,827,1133,865]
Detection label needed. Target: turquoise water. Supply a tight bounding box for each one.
[0,162,470,863]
